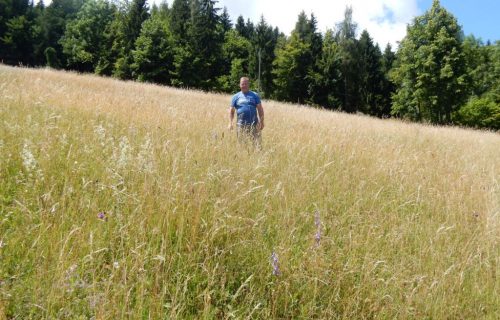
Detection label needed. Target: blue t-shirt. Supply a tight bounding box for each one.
[231,91,261,126]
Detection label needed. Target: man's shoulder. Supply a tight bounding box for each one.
[249,91,261,101]
[231,92,241,102]
[232,92,243,99]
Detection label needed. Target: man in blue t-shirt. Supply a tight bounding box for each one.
[228,77,265,146]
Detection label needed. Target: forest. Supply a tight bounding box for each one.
[0,0,498,129]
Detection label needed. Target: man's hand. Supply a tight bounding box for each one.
[228,123,234,131]
[258,121,264,131]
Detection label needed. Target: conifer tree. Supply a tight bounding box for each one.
[358,30,384,115]
[273,11,321,104]
[336,6,361,113]
[169,0,190,44]
[235,15,254,40]
[187,0,223,89]
[308,29,342,108]
[219,6,231,34]
[111,0,149,79]
[249,16,278,96]
[379,43,396,117]
[0,0,63,66]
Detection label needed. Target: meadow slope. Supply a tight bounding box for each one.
[0,64,499,319]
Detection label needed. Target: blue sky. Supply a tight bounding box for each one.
[419,0,499,43]
[213,0,499,48]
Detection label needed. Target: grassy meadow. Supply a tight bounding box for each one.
[0,64,499,319]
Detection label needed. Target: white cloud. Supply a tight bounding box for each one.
[217,0,422,48]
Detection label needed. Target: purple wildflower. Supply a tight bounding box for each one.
[97,211,107,221]
[270,252,280,276]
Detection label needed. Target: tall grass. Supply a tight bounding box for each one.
[0,64,499,319]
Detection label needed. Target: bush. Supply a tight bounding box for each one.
[455,96,500,130]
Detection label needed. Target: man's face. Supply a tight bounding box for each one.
[239,78,249,93]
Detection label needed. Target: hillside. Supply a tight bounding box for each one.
[0,64,499,319]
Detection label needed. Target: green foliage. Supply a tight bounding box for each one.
[272,12,322,104]
[294,12,322,61]
[131,12,174,84]
[235,15,254,40]
[216,29,252,92]
[273,32,311,103]
[60,0,115,72]
[307,30,342,108]
[187,0,224,89]
[219,6,232,34]
[44,46,61,68]
[110,0,150,79]
[248,16,279,97]
[1,14,37,64]
[37,0,85,66]
[336,6,361,113]
[379,44,396,117]
[455,96,500,129]
[358,30,385,115]
[169,0,190,44]
[0,0,42,65]
[170,44,199,87]
[168,0,225,90]
[392,0,467,124]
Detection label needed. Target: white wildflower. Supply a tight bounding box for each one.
[21,141,37,172]
[66,264,78,277]
[137,134,154,173]
[116,136,131,168]
[60,133,68,146]
[113,261,120,269]
[94,124,106,146]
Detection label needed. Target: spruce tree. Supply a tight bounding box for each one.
[111,0,149,79]
[336,6,361,113]
[358,30,385,116]
[249,16,277,97]
[308,29,342,108]
[379,43,396,117]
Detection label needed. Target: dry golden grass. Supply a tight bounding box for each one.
[0,64,499,319]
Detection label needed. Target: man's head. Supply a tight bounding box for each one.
[239,77,250,93]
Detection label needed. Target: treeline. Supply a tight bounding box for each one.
[1,0,498,129]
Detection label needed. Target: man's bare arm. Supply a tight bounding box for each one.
[228,106,235,130]
[257,103,264,130]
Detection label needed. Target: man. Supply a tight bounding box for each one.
[228,77,265,147]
